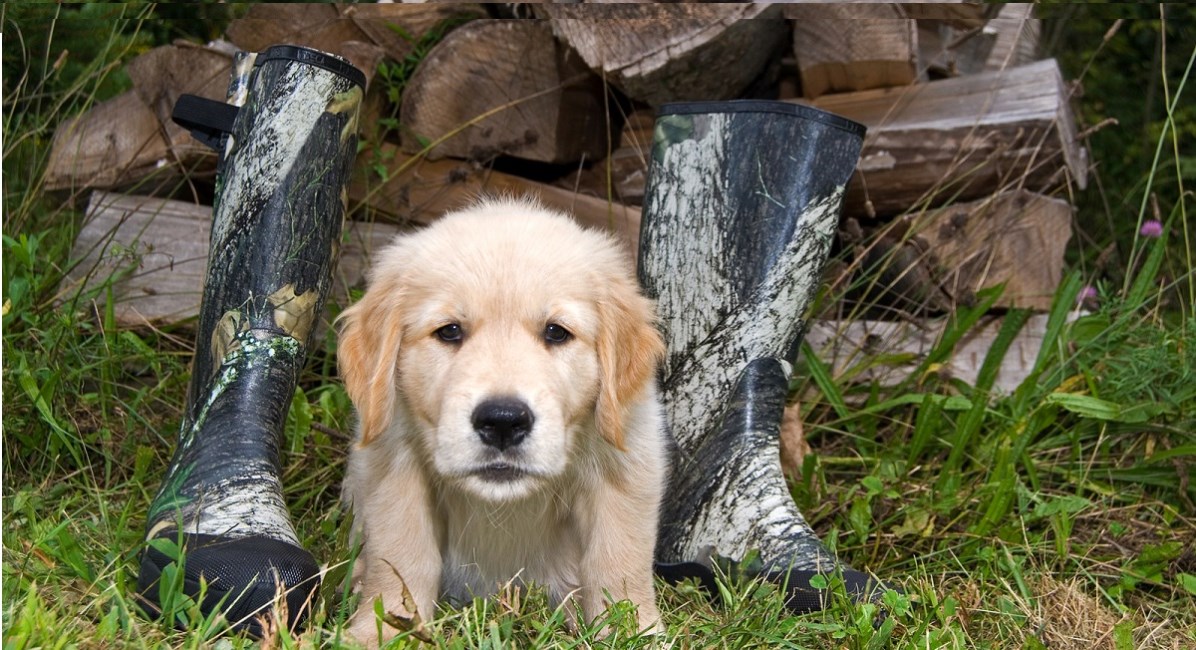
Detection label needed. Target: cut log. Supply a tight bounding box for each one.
[595,59,1087,218]
[61,192,406,328]
[44,37,385,197]
[837,189,1072,313]
[65,198,1059,396]
[803,313,1064,395]
[794,18,918,98]
[555,109,654,206]
[985,3,1040,71]
[617,108,656,151]
[351,144,642,255]
[399,19,608,164]
[227,4,485,81]
[900,189,1072,311]
[542,3,788,106]
[340,4,487,63]
[890,2,996,28]
[788,5,918,99]
[226,5,371,58]
[917,19,998,78]
[126,43,231,129]
[779,2,995,30]
[65,189,639,328]
[44,91,203,194]
[806,58,1088,218]
[556,146,650,207]
[44,43,239,194]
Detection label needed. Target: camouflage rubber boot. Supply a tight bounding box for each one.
[137,45,363,635]
[640,100,885,611]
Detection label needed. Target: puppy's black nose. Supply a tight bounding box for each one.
[472,397,534,450]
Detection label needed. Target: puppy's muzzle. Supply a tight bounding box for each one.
[472,397,534,451]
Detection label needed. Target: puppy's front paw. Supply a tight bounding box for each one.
[345,607,384,649]
[346,595,430,649]
[637,603,665,638]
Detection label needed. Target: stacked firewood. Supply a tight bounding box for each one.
[54,3,1087,394]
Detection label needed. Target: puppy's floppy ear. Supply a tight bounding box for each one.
[336,278,403,446]
[595,279,665,450]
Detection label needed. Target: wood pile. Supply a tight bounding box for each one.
[55,3,1088,395]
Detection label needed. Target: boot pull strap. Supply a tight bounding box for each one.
[171,94,239,152]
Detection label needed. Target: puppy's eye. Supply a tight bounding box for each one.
[435,323,463,343]
[543,323,572,345]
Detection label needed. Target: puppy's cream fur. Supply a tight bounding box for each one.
[337,198,667,645]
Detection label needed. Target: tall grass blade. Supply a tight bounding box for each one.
[801,339,849,419]
[903,284,1005,393]
[940,308,1031,487]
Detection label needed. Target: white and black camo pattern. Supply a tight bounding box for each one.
[639,105,862,573]
[146,51,361,546]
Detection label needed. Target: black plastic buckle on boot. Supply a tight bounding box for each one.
[172,94,240,153]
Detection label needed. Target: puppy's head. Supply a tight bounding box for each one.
[337,198,663,501]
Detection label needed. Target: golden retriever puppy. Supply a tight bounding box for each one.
[337,198,667,645]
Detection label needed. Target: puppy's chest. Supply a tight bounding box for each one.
[438,494,585,604]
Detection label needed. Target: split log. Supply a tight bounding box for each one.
[595,60,1087,218]
[65,188,639,328]
[44,43,235,193]
[44,91,200,194]
[837,189,1072,313]
[223,3,390,112]
[340,4,488,64]
[892,2,996,28]
[542,3,788,106]
[226,4,475,80]
[67,192,1056,396]
[555,109,654,206]
[225,5,372,59]
[126,43,231,130]
[788,5,918,99]
[399,19,609,164]
[780,2,994,30]
[917,19,998,78]
[900,189,1071,311]
[565,146,650,207]
[806,58,1088,218]
[803,313,1063,395]
[985,3,1040,71]
[617,108,656,151]
[351,144,642,255]
[61,192,405,328]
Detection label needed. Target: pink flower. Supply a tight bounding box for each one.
[1139,219,1164,238]
[1077,285,1098,306]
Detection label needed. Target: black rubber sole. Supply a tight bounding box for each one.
[137,533,320,636]
[655,560,888,613]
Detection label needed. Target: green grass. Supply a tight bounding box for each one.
[4,7,1195,650]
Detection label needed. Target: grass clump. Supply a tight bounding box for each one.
[4,6,1195,650]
